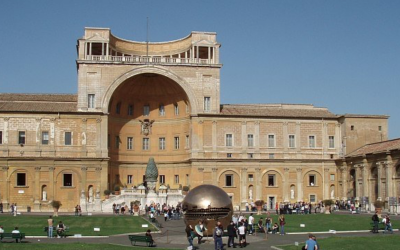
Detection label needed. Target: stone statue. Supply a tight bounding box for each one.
[145,157,158,194]
[331,189,335,199]
[95,188,100,199]
[42,190,47,201]
[249,189,253,200]
[81,189,85,199]
[88,186,94,203]
[290,189,295,199]
[82,132,87,145]
[139,119,155,136]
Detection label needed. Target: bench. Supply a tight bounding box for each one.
[0,233,26,243]
[128,235,154,247]
[44,226,70,238]
[370,222,386,232]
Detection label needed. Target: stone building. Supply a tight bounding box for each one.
[0,27,391,211]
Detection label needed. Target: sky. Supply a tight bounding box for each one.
[0,0,399,138]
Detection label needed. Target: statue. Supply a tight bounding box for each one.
[81,189,85,199]
[249,189,253,200]
[331,188,335,199]
[290,189,295,199]
[95,188,100,199]
[88,186,94,203]
[42,190,47,201]
[82,132,87,145]
[145,157,158,194]
[139,119,155,136]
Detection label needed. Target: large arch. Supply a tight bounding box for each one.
[101,65,199,114]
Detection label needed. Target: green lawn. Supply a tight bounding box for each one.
[0,243,180,250]
[278,235,400,250]
[0,215,156,236]
[253,213,399,232]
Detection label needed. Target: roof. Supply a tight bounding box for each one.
[0,93,77,113]
[339,114,389,119]
[219,104,337,119]
[346,138,400,157]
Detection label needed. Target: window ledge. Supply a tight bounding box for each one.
[61,186,75,189]
[307,185,319,187]
[14,186,29,188]
[224,186,236,188]
[266,186,279,188]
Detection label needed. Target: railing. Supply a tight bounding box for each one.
[84,55,216,65]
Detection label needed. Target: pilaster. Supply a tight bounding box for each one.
[283,168,290,202]
[241,168,248,207]
[212,121,217,158]
[255,168,261,200]
[296,167,303,201]
[33,167,41,211]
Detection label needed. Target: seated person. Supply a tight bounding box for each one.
[257,218,265,233]
[0,225,4,233]
[11,227,20,243]
[145,229,155,246]
[56,221,66,237]
[272,223,279,234]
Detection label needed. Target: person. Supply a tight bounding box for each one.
[305,234,318,250]
[238,222,246,248]
[74,205,79,216]
[213,222,223,250]
[47,216,54,238]
[384,215,393,234]
[195,220,206,244]
[0,203,3,213]
[78,205,82,216]
[145,229,155,246]
[371,212,379,233]
[186,224,194,250]
[112,203,116,214]
[275,202,279,215]
[257,218,265,233]
[164,211,168,221]
[248,213,254,235]
[279,214,286,235]
[265,215,272,234]
[227,221,237,248]
[11,227,20,243]
[312,235,320,250]
[13,203,17,217]
[0,225,4,233]
[272,223,279,234]
[56,221,65,237]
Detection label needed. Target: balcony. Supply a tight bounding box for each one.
[83,55,217,65]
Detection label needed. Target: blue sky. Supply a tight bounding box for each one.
[0,0,399,138]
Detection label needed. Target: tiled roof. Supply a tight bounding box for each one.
[219,104,337,118]
[0,93,77,113]
[339,114,389,119]
[346,138,400,157]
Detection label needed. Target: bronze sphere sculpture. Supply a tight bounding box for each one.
[182,184,233,236]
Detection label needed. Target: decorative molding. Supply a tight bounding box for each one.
[50,118,56,122]
[212,168,218,172]
[3,117,10,121]
[34,167,41,171]
[241,121,247,125]
[283,121,288,126]
[48,167,55,171]
[96,118,102,123]
[254,121,260,125]
[296,168,302,172]
[198,120,204,124]
[2,167,9,171]
[324,168,330,172]
[81,167,88,171]
[255,168,261,172]
[95,167,102,171]
[212,120,217,125]
[284,167,290,172]
[198,168,204,172]
[35,117,41,122]
[82,118,88,122]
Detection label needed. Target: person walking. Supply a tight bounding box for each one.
[213,222,223,250]
[371,212,379,233]
[305,234,318,250]
[47,216,54,238]
[227,221,237,248]
[195,220,206,244]
[248,213,254,235]
[384,215,393,234]
[278,214,286,235]
[265,215,272,234]
[238,222,246,248]
[186,224,194,250]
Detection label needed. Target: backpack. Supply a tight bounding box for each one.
[216,227,222,236]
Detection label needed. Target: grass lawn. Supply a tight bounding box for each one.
[0,243,180,250]
[0,214,156,236]
[253,213,399,233]
[278,235,400,250]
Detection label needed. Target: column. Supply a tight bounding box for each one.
[362,159,369,199]
[96,118,102,157]
[377,162,382,200]
[283,168,290,202]
[241,121,247,158]
[241,168,248,208]
[295,122,301,158]
[49,167,55,201]
[354,165,360,199]
[1,167,9,210]
[35,118,41,147]
[3,117,9,144]
[95,167,103,211]
[283,122,288,152]
[198,120,204,157]
[33,167,41,211]
[341,162,348,200]
[81,118,87,157]
[212,121,217,158]
[255,168,262,200]
[322,122,328,154]
[296,168,303,201]
[50,118,56,155]
[324,168,330,200]
[255,121,260,156]
[81,167,88,196]
[386,154,394,199]
[207,46,210,63]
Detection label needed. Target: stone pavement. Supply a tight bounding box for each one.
[15,213,399,250]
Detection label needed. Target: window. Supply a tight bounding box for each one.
[268,134,275,147]
[143,138,149,150]
[351,125,354,131]
[65,132,72,145]
[159,175,165,184]
[247,134,254,147]
[330,174,335,181]
[289,135,295,148]
[185,135,190,148]
[248,153,253,159]
[174,103,179,115]
[159,104,165,116]
[42,131,49,145]
[310,195,316,203]
[127,137,133,150]
[116,102,121,114]
[226,134,233,147]
[88,94,95,109]
[225,174,233,187]
[127,175,133,184]
[308,135,315,148]
[143,105,150,116]
[268,174,275,186]
[309,175,316,186]
[17,173,26,186]
[159,137,166,150]
[174,136,180,150]
[115,136,120,149]
[204,97,211,112]
[248,174,254,182]
[0,131,2,144]
[329,136,335,148]
[18,131,26,145]
[227,153,232,158]
[63,174,72,187]
[128,105,133,116]
[269,153,275,159]
[174,175,179,184]
[378,126,382,131]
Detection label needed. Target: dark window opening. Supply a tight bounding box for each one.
[17,173,26,186]
[225,175,233,187]
[63,174,72,187]
[268,175,275,186]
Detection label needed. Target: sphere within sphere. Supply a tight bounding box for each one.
[182,184,233,236]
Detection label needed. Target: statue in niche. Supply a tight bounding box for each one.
[249,189,253,200]
[290,188,295,200]
[95,188,100,199]
[331,188,335,199]
[88,186,94,203]
[81,189,85,199]
[42,190,47,201]
[82,132,87,145]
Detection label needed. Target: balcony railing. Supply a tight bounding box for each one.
[84,55,215,65]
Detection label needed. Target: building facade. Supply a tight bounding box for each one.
[0,27,391,211]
